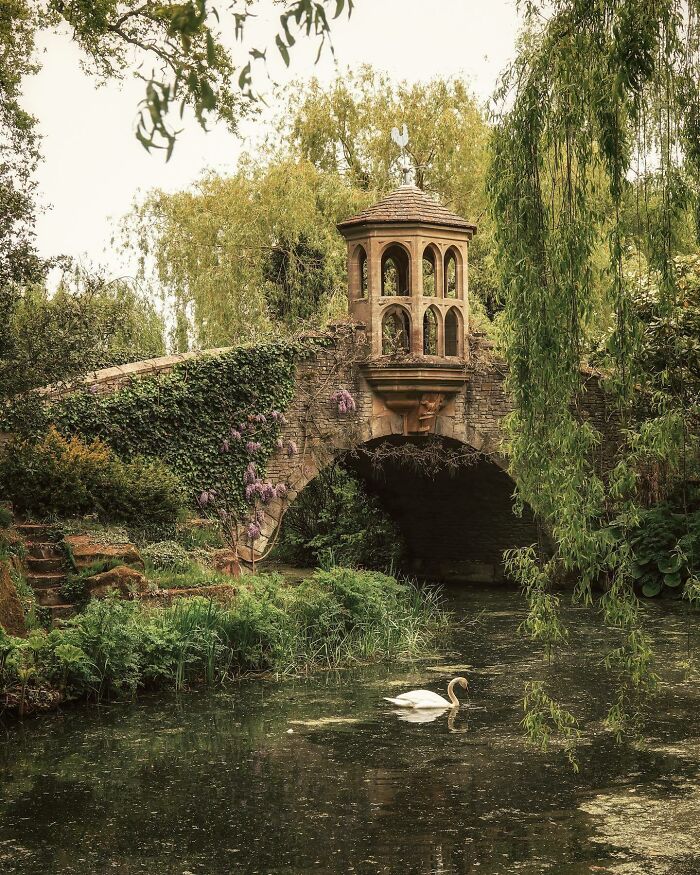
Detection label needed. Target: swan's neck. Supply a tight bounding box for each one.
[447,679,460,706]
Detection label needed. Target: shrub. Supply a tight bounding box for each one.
[0,427,185,526]
[274,465,404,570]
[631,500,700,597]
[142,541,193,573]
[60,559,125,608]
[0,506,12,528]
[0,568,449,708]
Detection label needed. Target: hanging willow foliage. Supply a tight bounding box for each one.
[490,0,700,743]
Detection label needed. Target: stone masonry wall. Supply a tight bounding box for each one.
[53,325,619,575]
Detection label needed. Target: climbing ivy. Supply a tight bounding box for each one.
[41,341,312,510]
[489,1,700,741]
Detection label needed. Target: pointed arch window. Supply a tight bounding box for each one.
[423,307,439,355]
[444,248,458,298]
[445,307,461,356]
[356,245,368,298]
[422,247,437,296]
[382,306,411,355]
[381,244,410,296]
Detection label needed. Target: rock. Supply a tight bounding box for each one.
[0,560,27,637]
[64,534,144,571]
[209,550,242,577]
[143,584,237,604]
[85,565,147,600]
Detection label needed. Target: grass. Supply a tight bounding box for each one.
[144,563,235,590]
[0,567,450,712]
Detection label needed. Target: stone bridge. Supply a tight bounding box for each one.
[64,324,616,583]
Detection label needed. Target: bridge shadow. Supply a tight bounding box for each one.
[298,436,541,585]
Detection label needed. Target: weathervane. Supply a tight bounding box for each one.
[391,124,412,186]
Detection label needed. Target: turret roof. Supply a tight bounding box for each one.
[337,185,476,234]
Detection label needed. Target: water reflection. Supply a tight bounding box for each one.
[390,706,452,723]
[0,586,698,875]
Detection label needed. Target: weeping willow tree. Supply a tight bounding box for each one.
[490,1,700,746]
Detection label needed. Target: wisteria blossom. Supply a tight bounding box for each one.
[331,388,357,414]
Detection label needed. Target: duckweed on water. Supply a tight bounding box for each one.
[0,568,449,714]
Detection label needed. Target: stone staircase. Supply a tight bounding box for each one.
[15,523,76,623]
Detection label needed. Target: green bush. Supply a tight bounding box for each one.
[59,559,125,608]
[0,506,12,528]
[0,427,185,526]
[0,568,448,708]
[274,465,404,570]
[630,499,700,597]
[146,564,232,590]
[142,541,192,573]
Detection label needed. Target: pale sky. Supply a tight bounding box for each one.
[21,0,522,278]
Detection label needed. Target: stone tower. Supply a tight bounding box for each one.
[337,184,476,359]
[337,186,477,435]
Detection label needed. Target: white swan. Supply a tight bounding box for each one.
[384,676,468,709]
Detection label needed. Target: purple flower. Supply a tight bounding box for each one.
[275,437,284,451]
[286,440,298,457]
[198,489,217,508]
[275,483,288,499]
[271,411,287,425]
[230,428,242,441]
[243,463,257,485]
[89,384,99,395]
[245,483,257,501]
[254,413,267,424]
[246,522,261,541]
[220,439,230,453]
[246,440,262,453]
[331,388,356,414]
[260,483,276,503]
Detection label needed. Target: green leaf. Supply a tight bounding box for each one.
[629,562,645,580]
[206,31,216,65]
[658,554,682,574]
[276,34,290,66]
[642,579,663,598]
[663,572,682,588]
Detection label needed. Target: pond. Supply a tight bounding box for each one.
[1,586,699,874]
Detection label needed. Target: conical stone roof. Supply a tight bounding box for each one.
[337,185,476,233]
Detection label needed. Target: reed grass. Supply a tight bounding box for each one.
[1,568,450,706]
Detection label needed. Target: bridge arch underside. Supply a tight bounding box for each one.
[301,437,540,585]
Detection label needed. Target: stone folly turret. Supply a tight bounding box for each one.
[337,184,476,359]
[337,184,477,436]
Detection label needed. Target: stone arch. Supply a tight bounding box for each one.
[444,306,463,357]
[257,431,531,582]
[381,243,410,296]
[421,244,439,297]
[381,304,411,355]
[444,246,461,299]
[422,305,441,355]
[246,422,510,562]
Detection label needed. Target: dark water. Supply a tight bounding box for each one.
[1,587,699,875]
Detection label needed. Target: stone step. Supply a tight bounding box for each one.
[27,542,65,560]
[26,572,67,589]
[35,587,65,607]
[26,556,66,573]
[15,522,62,541]
[48,604,76,625]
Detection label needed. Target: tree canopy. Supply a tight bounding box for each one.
[125,67,495,348]
[491,0,700,741]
